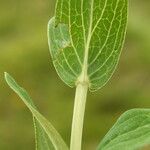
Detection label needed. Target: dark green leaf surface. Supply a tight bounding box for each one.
[48,0,128,91]
[97,109,150,150]
[5,72,68,150]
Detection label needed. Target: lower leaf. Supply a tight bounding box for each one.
[97,109,150,150]
[33,118,55,150]
[5,72,69,150]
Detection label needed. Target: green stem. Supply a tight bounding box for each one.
[70,83,88,150]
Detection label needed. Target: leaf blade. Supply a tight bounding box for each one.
[5,72,69,150]
[97,109,150,150]
[33,118,55,150]
[48,0,128,91]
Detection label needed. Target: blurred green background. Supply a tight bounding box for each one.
[0,0,150,149]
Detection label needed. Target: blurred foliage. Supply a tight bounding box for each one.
[0,0,150,149]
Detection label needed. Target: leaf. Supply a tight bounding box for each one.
[97,109,150,150]
[48,0,128,91]
[4,72,69,150]
[33,118,55,150]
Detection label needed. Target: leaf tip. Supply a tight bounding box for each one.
[4,72,9,82]
[4,72,15,89]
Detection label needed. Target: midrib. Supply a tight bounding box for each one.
[77,0,94,85]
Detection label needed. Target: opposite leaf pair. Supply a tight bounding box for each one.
[5,73,150,150]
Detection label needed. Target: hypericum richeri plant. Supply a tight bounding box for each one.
[4,0,150,150]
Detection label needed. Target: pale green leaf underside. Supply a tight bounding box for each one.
[5,73,69,150]
[97,109,150,150]
[48,0,128,91]
[33,118,55,150]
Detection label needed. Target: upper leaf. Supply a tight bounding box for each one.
[48,0,128,91]
[97,109,150,150]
